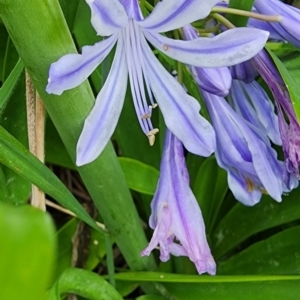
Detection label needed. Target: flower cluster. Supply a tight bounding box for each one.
[46,0,300,274]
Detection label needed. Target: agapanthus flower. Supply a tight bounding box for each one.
[230,60,258,83]
[182,24,232,96]
[46,0,269,166]
[141,130,216,275]
[254,0,300,47]
[228,79,281,145]
[202,90,291,206]
[253,50,300,177]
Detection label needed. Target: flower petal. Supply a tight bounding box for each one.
[203,90,283,204]
[76,37,128,166]
[46,34,117,95]
[141,36,216,157]
[230,61,258,83]
[119,0,142,20]
[142,130,216,275]
[138,0,219,32]
[85,0,128,36]
[143,28,269,67]
[182,25,232,96]
[255,0,300,48]
[226,170,262,206]
[229,80,281,145]
[248,18,286,41]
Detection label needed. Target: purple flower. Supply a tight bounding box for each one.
[141,130,216,275]
[255,0,300,47]
[182,24,232,97]
[46,0,269,166]
[228,79,281,145]
[253,50,300,178]
[230,60,258,83]
[202,90,289,206]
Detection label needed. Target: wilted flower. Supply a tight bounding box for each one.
[46,0,269,166]
[141,130,216,275]
[202,90,290,206]
[254,0,300,47]
[253,50,300,178]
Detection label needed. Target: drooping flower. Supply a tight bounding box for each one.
[182,24,232,96]
[141,130,216,275]
[253,50,300,177]
[228,79,281,145]
[254,0,300,48]
[46,0,269,166]
[202,90,291,206]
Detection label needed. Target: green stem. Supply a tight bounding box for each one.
[0,0,156,271]
[210,13,235,29]
[212,6,281,22]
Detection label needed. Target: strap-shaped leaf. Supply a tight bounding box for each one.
[0,125,99,231]
[0,58,24,110]
[266,48,300,121]
[46,268,122,300]
[227,0,255,27]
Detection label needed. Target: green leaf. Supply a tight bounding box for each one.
[266,48,300,121]
[211,188,300,260]
[137,296,166,300]
[0,58,23,110]
[219,226,300,275]
[114,272,300,300]
[0,0,155,271]
[54,218,79,280]
[0,125,99,231]
[119,157,159,196]
[0,72,31,205]
[227,0,255,27]
[192,156,228,233]
[0,202,55,300]
[45,118,75,170]
[46,268,123,300]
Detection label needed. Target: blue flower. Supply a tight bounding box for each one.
[202,90,291,206]
[228,79,281,145]
[46,0,269,166]
[255,0,300,48]
[141,130,216,275]
[182,24,232,96]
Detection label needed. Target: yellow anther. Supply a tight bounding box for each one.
[146,128,159,136]
[245,177,255,193]
[148,134,155,146]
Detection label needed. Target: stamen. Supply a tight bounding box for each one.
[141,113,151,119]
[163,45,169,51]
[148,134,156,146]
[135,23,156,107]
[146,128,159,136]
